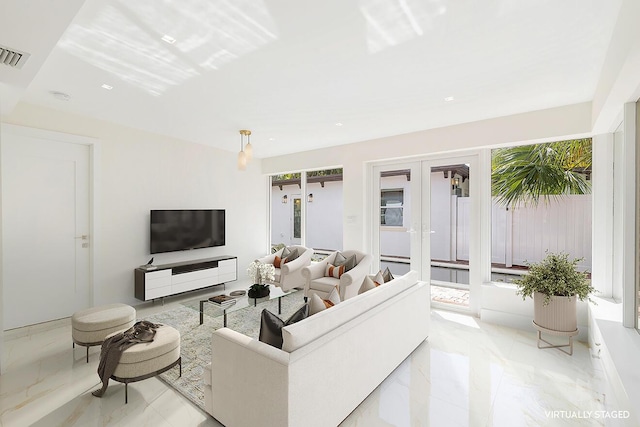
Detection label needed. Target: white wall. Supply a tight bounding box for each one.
[1,103,267,310]
[262,102,592,254]
[270,181,343,251]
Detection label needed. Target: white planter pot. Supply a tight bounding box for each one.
[533,292,577,333]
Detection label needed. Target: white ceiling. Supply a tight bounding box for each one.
[0,0,624,157]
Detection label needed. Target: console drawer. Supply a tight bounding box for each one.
[172,267,218,285]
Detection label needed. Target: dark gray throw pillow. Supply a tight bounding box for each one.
[258,304,309,349]
[334,252,356,272]
[333,251,347,266]
[281,246,292,259]
[285,247,299,262]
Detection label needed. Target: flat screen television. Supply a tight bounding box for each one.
[150,209,225,254]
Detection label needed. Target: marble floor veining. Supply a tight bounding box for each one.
[0,284,632,427]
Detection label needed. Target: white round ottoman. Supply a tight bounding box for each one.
[110,324,181,403]
[72,303,136,362]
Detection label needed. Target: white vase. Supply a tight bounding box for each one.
[533,292,577,332]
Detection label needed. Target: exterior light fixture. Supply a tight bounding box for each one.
[307,193,313,203]
[282,195,288,204]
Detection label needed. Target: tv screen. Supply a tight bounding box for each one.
[150,209,225,254]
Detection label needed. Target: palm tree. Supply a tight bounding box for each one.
[492,138,592,207]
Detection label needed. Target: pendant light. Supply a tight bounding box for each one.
[237,129,251,171]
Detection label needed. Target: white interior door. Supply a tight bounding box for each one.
[2,127,91,329]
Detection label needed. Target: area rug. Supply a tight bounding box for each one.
[144,292,306,411]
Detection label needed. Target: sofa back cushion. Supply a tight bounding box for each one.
[281,270,418,352]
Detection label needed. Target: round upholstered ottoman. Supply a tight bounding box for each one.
[72,303,136,362]
[110,324,181,403]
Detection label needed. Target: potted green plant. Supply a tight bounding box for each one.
[515,252,595,334]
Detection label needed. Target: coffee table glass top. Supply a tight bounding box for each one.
[180,285,297,325]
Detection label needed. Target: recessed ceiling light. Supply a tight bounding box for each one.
[268,137,275,141]
[101,84,113,90]
[335,122,343,127]
[161,34,176,44]
[49,91,70,101]
[444,96,455,102]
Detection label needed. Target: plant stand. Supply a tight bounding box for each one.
[532,321,578,355]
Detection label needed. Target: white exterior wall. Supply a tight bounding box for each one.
[270,181,343,251]
[306,181,343,251]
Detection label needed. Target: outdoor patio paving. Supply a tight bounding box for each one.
[431,284,470,306]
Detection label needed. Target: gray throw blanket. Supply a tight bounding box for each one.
[92,320,161,397]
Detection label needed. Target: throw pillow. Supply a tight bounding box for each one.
[273,256,283,268]
[281,246,292,259]
[333,251,347,266]
[284,248,299,263]
[358,271,385,294]
[325,263,345,278]
[258,304,309,349]
[309,288,341,315]
[342,255,358,272]
[333,252,357,272]
[382,267,394,283]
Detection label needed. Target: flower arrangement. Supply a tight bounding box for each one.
[247,260,275,285]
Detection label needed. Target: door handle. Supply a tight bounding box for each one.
[75,235,88,240]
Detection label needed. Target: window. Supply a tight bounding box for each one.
[270,169,343,256]
[491,139,592,284]
[381,189,404,227]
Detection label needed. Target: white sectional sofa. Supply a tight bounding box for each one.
[202,270,430,427]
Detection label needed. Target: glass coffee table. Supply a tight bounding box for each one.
[181,285,297,327]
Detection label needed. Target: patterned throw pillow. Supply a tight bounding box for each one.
[258,304,309,349]
[309,288,341,315]
[325,263,345,278]
[382,267,394,283]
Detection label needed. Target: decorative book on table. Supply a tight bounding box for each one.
[209,295,236,306]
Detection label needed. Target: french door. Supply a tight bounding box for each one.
[372,155,479,311]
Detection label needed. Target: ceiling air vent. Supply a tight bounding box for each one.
[0,45,31,69]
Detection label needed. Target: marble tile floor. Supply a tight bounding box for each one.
[0,284,632,427]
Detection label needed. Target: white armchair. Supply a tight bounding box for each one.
[257,245,313,292]
[301,250,372,301]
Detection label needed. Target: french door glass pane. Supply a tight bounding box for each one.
[270,173,301,250]
[379,169,411,277]
[430,164,470,308]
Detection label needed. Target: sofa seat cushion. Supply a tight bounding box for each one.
[309,276,340,294]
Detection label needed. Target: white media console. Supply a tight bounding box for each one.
[134,256,237,301]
